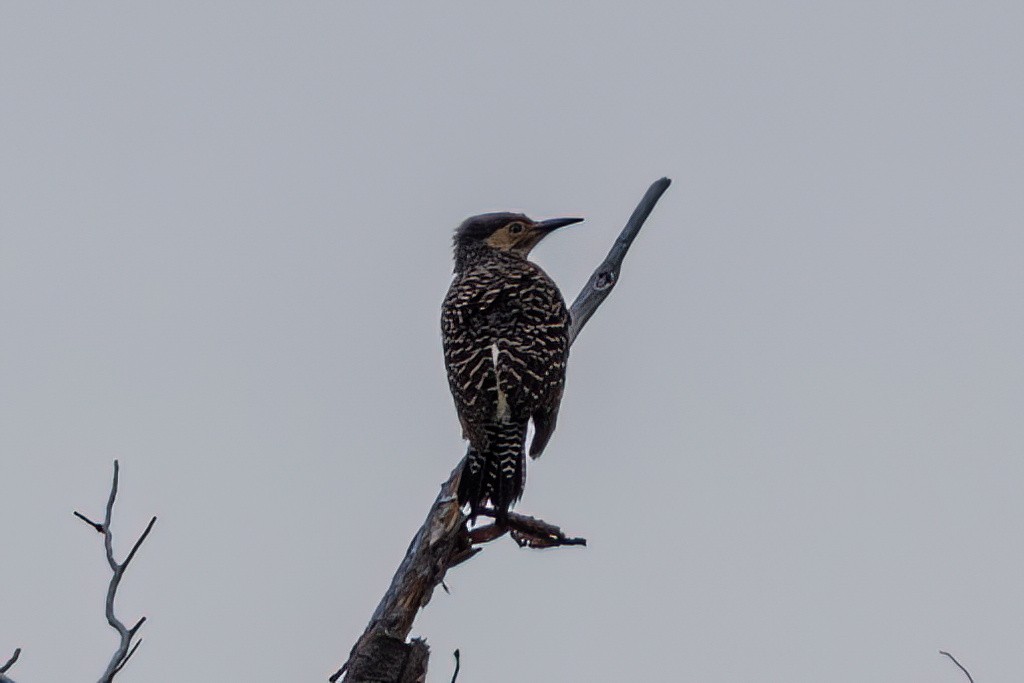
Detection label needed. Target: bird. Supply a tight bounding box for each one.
[441,212,582,522]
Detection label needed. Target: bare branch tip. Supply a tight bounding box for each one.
[451,648,461,683]
[122,517,157,569]
[940,651,975,683]
[568,177,671,344]
[104,460,121,528]
[129,616,147,634]
[0,648,21,673]
[74,510,105,532]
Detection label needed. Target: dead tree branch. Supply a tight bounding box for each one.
[75,460,157,683]
[568,177,671,344]
[450,649,460,683]
[939,651,975,683]
[333,178,671,682]
[0,648,21,683]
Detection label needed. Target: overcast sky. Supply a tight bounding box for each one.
[2,2,1022,681]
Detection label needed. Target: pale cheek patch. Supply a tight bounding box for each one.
[485,232,512,250]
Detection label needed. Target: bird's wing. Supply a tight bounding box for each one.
[443,262,569,444]
[529,402,560,459]
[441,265,511,428]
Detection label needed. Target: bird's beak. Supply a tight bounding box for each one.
[535,217,584,233]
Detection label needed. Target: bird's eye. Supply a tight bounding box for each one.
[508,223,525,234]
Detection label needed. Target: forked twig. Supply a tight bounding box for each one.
[74,460,157,682]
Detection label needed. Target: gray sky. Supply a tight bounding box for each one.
[2,2,1022,681]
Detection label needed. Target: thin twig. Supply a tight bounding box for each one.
[939,651,975,683]
[74,511,104,533]
[111,639,143,676]
[75,460,157,682]
[0,648,20,683]
[450,649,460,683]
[0,649,20,674]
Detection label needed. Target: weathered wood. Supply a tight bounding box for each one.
[568,177,672,345]
[342,634,429,683]
[333,179,671,681]
[333,466,467,682]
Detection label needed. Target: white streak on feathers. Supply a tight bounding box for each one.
[491,342,510,421]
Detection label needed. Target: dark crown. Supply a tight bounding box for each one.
[453,212,530,246]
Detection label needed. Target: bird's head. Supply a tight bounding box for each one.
[453,212,584,260]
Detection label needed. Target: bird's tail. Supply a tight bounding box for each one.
[457,421,528,522]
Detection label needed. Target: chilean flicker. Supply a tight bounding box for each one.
[441,212,581,521]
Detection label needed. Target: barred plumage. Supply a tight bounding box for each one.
[442,212,580,520]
